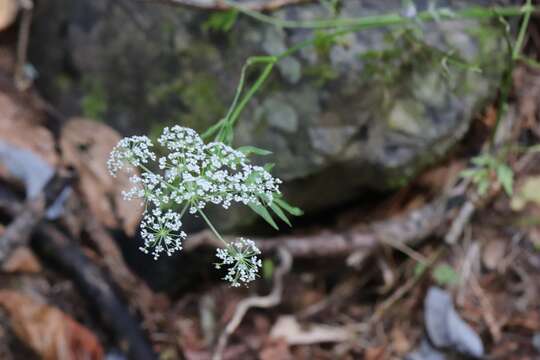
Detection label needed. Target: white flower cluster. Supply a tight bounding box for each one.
[139,209,186,260]
[215,238,262,287]
[157,126,282,214]
[108,125,281,278]
[107,136,155,176]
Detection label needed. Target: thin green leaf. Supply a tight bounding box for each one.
[496,164,514,195]
[237,146,273,156]
[248,202,278,230]
[202,10,238,32]
[459,169,478,179]
[270,202,292,227]
[201,118,226,139]
[263,163,275,172]
[274,197,303,216]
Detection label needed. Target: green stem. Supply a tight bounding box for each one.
[513,0,533,60]
[179,201,190,218]
[213,2,537,144]
[225,0,533,30]
[228,61,275,128]
[198,209,228,247]
[491,0,533,146]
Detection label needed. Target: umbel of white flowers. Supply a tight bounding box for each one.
[107,126,278,286]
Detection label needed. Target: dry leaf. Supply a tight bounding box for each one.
[0,290,103,360]
[2,247,41,273]
[365,347,385,360]
[482,240,506,271]
[0,0,18,31]
[0,88,57,166]
[60,118,143,235]
[511,176,540,211]
[270,315,351,345]
[260,338,293,360]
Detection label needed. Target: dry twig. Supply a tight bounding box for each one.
[0,173,71,263]
[186,197,447,259]
[212,247,292,360]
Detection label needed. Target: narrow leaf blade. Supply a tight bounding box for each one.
[248,202,279,230]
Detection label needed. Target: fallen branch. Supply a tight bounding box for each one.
[186,196,447,259]
[0,172,71,263]
[151,0,312,12]
[212,247,292,360]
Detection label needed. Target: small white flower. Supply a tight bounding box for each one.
[139,209,186,260]
[215,238,262,287]
[107,136,156,176]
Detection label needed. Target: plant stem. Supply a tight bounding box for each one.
[198,209,229,247]
[225,0,533,30]
[179,202,190,218]
[491,0,533,146]
[214,2,536,140]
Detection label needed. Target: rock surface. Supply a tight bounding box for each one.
[30,0,508,228]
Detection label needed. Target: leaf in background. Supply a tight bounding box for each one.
[0,291,103,360]
[237,145,272,156]
[510,175,540,211]
[270,202,292,227]
[201,118,225,140]
[414,262,427,277]
[203,10,238,33]
[263,163,275,172]
[432,264,459,286]
[249,202,279,230]
[274,197,303,216]
[496,163,513,196]
[263,259,275,280]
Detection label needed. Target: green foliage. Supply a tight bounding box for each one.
[460,153,514,196]
[237,146,273,156]
[432,263,460,286]
[203,10,238,32]
[263,259,275,280]
[81,78,107,120]
[313,30,339,57]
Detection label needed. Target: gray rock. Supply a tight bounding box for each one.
[30,0,508,229]
[0,141,71,220]
[425,287,484,358]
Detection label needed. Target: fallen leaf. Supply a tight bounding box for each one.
[365,347,385,360]
[0,290,103,360]
[0,87,58,166]
[0,0,18,31]
[2,247,41,273]
[391,326,411,355]
[260,338,293,360]
[60,118,143,235]
[482,240,506,271]
[270,315,351,345]
[511,176,540,211]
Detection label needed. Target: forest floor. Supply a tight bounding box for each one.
[0,9,540,360]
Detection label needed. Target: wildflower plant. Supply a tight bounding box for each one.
[108,125,299,286]
[107,1,535,286]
